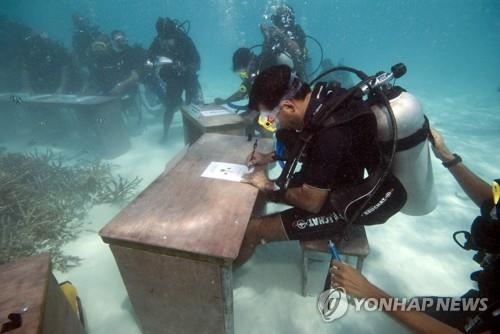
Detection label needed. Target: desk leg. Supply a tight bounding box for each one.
[93,100,131,158]
[110,245,233,334]
[182,114,203,146]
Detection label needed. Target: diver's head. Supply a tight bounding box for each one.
[90,34,112,56]
[249,65,310,132]
[156,17,178,40]
[72,13,90,30]
[111,30,128,50]
[232,48,254,78]
[271,4,295,29]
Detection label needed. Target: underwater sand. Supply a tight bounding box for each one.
[25,85,496,334]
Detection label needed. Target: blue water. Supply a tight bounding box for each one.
[1,1,499,333]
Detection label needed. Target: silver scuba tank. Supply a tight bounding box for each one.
[371,90,437,216]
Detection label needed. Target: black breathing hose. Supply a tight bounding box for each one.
[305,34,324,78]
[309,66,368,86]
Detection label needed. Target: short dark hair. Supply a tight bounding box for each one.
[249,65,310,111]
[232,48,252,72]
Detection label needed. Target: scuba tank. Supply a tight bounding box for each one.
[308,64,436,217]
[371,88,437,216]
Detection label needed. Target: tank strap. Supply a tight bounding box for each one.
[381,115,430,152]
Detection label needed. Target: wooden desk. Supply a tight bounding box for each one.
[180,104,247,145]
[0,93,130,158]
[99,134,271,334]
[0,254,85,334]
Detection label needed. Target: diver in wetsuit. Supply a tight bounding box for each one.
[260,4,308,79]
[214,47,261,105]
[147,17,204,143]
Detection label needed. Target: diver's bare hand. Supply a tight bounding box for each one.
[330,260,383,299]
[429,128,454,163]
[241,168,273,192]
[246,151,274,167]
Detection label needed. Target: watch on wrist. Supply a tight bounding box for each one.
[442,154,462,168]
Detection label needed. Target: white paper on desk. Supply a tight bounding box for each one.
[200,108,232,117]
[201,162,253,182]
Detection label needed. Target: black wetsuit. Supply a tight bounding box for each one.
[89,45,144,93]
[261,23,307,79]
[279,83,404,241]
[147,30,203,140]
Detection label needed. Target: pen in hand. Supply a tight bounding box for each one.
[249,139,258,166]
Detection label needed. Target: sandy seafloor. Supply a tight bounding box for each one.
[2,83,499,334]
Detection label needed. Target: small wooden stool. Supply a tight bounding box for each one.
[300,224,370,296]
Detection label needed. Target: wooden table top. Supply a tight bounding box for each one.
[0,93,119,106]
[0,254,51,334]
[100,133,272,261]
[181,104,245,130]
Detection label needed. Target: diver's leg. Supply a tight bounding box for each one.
[160,79,182,143]
[234,213,288,268]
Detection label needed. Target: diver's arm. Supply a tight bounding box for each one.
[242,169,328,212]
[330,260,462,334]
[430,128,491,207]
[110,70,139,96]
[219,90,246,104]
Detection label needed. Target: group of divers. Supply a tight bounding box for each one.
[1,3,499,333]
[0,5,350,143]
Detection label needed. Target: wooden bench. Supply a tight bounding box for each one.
[300,224,370,296]
[0,254,85,334]
[99,133,272,334]
[180,104,247,145]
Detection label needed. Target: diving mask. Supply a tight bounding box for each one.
[258,104,281,133]
[238,71,249,80]
[493,179,499,206]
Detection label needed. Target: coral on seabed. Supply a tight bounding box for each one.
[0,148,141,271]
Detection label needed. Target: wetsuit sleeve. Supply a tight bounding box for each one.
[180,36,200,72]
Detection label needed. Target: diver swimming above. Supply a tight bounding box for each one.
[259,4,308,79]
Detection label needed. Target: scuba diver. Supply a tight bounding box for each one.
[235,63,436,266]
[329,129,500,333]
[260,4,308,79]
[86,33,143,121]
[146,17,204,144]
[214,47,261,105]
[71,13,100,91]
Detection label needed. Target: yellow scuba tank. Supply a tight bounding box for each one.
[59,281,85,328]
[371,89,437,216]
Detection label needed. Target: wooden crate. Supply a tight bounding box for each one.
[0,254,85,334]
